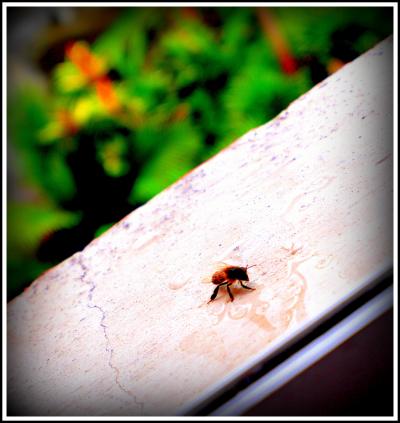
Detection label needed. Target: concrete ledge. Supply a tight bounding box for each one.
[7,36,393,416]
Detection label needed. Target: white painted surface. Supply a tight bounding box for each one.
[7,37,393,416]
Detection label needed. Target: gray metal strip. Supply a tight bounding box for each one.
[212,285,393,416]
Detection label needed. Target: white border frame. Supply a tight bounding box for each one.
[3,2,397,421]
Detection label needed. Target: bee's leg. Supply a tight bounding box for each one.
[208,282,227,303]
[227,285,234,302]
[240,281,255,290]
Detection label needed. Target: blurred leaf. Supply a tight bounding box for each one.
[161,18,216,58]
[130,121,202,203]
[133,124,164,160]
[93,8,148,76]
[222,65,310,141]
[219,8,259,69]
[97,134,131,177]
[123,70,171,109]
[8,202,81,256]
[53,61,88,94]
[38,121,65,144]
[41,151,76,202]
[8,86,61,197]
[188,89,215,127]
[157,17,226,89]
[94,222,115,238]
[353,31,380,54]
[8,85,50,148]
[71,93,108,126]
[7,258,50,300]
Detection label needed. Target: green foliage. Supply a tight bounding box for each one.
[7,202,81,298]
[276,7,392,63]
[96,134,131,177]
[94,222,115,238]
[130,120,202,202]
[7,6,393,299]
[8,86,76,203]
[8,202,81,256]
[222,62,309,137]
[53,61,88,95]
[93,8,150,76]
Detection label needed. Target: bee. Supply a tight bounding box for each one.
[208,264,256,303]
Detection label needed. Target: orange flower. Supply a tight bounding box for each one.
[65,41,121,113]
[95,76,121,114]
[65,41,105,82]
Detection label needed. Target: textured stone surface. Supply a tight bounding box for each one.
[7,37,393,416]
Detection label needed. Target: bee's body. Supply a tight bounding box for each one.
[212,269,233,285]
[208,264,255,303]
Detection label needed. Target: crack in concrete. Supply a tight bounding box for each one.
[77,254,144,414]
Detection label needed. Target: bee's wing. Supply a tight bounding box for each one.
[214,261,234,270]
[200,275,211,284]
